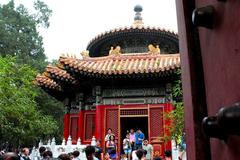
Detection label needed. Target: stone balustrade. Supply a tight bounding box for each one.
[30,136,97,159]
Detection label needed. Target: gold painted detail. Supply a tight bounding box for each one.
[148,44,161,54]
[80,50,90,59]
[109,46,121,56]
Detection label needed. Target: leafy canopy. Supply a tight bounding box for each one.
[0,56,58,146]
[0,0,64,147]
[0,0,52,71]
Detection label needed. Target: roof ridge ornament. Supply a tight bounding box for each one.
[148,44,161,54]
[80,50,90,59]
[109,46,121,56]
[132,5,144,28]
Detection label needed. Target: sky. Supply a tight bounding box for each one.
[2,0,178,60]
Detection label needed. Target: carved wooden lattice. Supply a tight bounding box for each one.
[85,114,96,140]
[106,109,119,138]
[120,109,148,116]
[150,108,164,137]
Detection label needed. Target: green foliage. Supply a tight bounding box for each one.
[35,89,64,142]
[0,0,64,146]
[0,0,52,71]
[0,56,58,146]
[164,69,184,144]
[33,0,52,28]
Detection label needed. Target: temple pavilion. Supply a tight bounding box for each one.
[36,5,180,157]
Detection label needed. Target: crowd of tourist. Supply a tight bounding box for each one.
[0,128,175,160]
[0,144,172,160]
[103,128,172,160]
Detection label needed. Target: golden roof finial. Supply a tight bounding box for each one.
[132,5,144,27]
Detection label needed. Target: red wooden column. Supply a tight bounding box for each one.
[95,105,105,145]
[63,113,70,140]
[78,111,84,141]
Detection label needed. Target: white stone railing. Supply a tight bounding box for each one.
[30,136,97,159]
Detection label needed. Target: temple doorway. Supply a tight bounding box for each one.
[120,117,148,153]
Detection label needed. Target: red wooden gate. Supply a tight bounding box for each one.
[176,0,240,159]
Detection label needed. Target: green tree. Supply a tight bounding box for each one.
[35,89,64,142]
[0,0,64,144]
[164,69,184,144]
[0,0,52,71]
[0,56,58,147]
